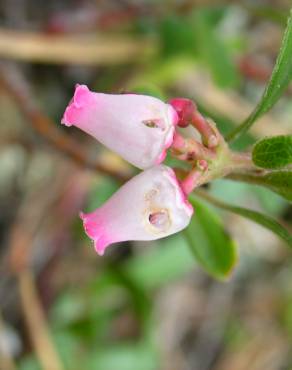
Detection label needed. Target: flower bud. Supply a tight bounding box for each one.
[80,165,193,255]
[169,98,197,127]
[61,85,178,169]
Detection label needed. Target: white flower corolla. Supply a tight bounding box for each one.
[61,85,178,169]
[80,165,193,255]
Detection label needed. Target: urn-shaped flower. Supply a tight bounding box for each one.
[80,165,193,255]
[62,85,178,169]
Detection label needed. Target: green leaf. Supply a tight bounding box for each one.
[185,197,237,279]
[226,9,292,142]
[229,170,292,202]
[252,135,292,169]
[195,191,292,248]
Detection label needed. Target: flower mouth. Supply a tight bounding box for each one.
[148,209,171,232]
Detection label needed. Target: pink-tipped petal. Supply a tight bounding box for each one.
[94,237,110,256]
[73,84,90,107]
[61,85,178,169]
[81,165,193,255]
[61,84,93,127]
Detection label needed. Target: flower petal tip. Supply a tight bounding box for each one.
[73,84,90,108]
[80,211,110,256]
[61,107,73,126]
[61,84,91,127]
[94,240,107,256]
[80,212,94,236]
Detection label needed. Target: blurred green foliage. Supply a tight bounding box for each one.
[227,8,292,141]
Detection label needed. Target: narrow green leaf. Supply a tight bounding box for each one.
[229,170,292,202]
[226,9,292,142]
[185,197,237,279]
[194,192,292,248]
[252,135,292,169]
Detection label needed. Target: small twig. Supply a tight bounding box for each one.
[0,64,129,183]
[8,206,65,370]
[18,269,64,370]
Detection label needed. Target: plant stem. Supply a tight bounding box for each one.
[191,112,218,148]
[181,149,258,193]
[171,132,216,161]
[229,151,255,173]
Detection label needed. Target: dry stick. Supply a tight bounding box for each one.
[0,29,154,65]
[18,270,64,370]
[9,217,63,370]
[0,66,128,183]
[8,189,67,370]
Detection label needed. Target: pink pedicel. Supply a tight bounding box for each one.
[61,84,178,169]
[80,165,193,255]
[166,167,194,216]
[169,98,197,128]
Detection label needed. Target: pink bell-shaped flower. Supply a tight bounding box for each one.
[61,85,178,169]
[80,165,193,255]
